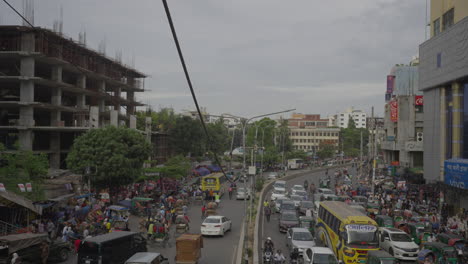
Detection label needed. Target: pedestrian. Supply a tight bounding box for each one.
[264,206,271,222]
[228,187,233,200]
[182,204,188,215]
[46,220,55,239]
[83,227,89,238]
[201,204,206,219]
[10,253,20,264]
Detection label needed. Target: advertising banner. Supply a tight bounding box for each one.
[415,95,423,106]
[390,100,398,122]
[25,183,32,192]
[18,184,25,192]
[0,183,5,191]
[385,93,392,102]
[387,75,395,94]
[444,159,468,190]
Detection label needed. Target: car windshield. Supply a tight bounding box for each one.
[282,203,296,210]
[296,191,307,196]
[293,231,313,241]
[274,189,285,194]
[282,213,298,221]
[322,189,333,194]
[204,218,221,223]
[291,195,302,201]
[391,233,412,242]
[293,186,304,190]
[237,188,246,192]
[301,202,314,208]
[346,225,378,245]
[312,254,338,264]
[274,183,286,188]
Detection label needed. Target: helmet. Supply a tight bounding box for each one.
[267,237,271,241]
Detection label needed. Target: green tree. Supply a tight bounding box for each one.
[0,144,48,201]
[207,118,230,155]
[66,126,151,189]
[341,118,369,157]
[136,107,177,132]
[143,155,191,180]
[170,116,206,156]
[286,150,307,160]
[316,142,336,159]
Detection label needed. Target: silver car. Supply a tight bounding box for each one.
[236,187,251,200]
[286,228,315,255]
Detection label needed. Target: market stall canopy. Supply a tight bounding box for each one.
[0,233,47,253]
[108,205,129,211]
[0,190,42,215]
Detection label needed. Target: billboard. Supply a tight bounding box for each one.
[415,95,423,106]
[444,159,468,190]
[386,75,395,94]
[390,100,398,122]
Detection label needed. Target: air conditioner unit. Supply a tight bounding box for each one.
[417,132,423,142]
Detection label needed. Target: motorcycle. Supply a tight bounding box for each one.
[263,248,273,264]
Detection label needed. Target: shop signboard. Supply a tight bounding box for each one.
[444,159,468,190]
[387,75,395,94]
[415,95,423,106]
[390,100,398,122]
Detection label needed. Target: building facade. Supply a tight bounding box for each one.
[334,107,367,128]
[381,63,423,170]
[288,114,339,153]
[420,1,468,209]
[0,26,146,169]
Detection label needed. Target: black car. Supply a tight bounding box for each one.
[298,200,314,215]
[278,211,299,232]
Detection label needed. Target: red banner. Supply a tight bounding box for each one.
[390,100,398,122]
[415,95,423,106]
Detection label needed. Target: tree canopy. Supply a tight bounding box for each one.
[316,142,336,159]
[0,144,48,201]
[66,126,151,189]
[341,119,369,158]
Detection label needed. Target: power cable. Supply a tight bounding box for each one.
[161,0,234,183]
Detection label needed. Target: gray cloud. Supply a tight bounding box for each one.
[1,0,426,117]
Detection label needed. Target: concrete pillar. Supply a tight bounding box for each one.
[98,80,106,112]
[51,66,62,82]
[115,87,121,111]
[145,117,152,143]
[127,77,135,115]
[19,131,33,151]
[452,82,462,158]
[129,115,136,129]
[21,32,35,52]
[440,87,446,182]
[89,106,99,129]
[76,75,87,126]
[19,56,35,153]
[110,110,118,127]
[51,68,62,126]
[50,132,61,169]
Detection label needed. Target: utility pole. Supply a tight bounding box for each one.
[371,106,376,195]
[360,130,363,178]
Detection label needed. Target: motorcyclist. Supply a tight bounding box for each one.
[290,248,300,263]
[228,186,233,200]
[303,180,309,190]
[264,237,274,252]
[274,249,286,263]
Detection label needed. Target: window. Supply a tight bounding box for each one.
[433,18,440,36]
[442,8,454,31]
[437,53,442,68]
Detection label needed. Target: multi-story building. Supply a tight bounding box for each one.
[334,107,367,128]
[381,61,423,170]
[287,114,339,153]
[420,1,468,208]
[0,26,146,169]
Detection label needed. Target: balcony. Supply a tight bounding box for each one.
[381,140,397,151]
[405,141,423,152]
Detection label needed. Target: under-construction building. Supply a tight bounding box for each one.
[0,26,146,169]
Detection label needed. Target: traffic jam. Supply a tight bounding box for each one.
[261,166,468,264]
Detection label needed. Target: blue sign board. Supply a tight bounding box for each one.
[444,159,468,190]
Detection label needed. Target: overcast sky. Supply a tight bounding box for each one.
[1,0,427,118]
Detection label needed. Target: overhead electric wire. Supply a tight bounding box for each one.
[161,0,234,183]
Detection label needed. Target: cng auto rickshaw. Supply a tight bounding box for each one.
[366,250,396,264]
[175,215,189,233]
[299,216,315,234]
[408,222,431,245]
[376,215,394,228]
[420,242,458,264]
[436,232,465,249]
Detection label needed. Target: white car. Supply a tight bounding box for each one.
[303,247,338,264]
[379,228,419,261]
[273,180,286,190]
[289,194,303,207]
[286,228,315,256]
[271,188,287,201]
[267,172,279,180]
[201,215,232,236]
[317,188,334,199]
[236,187,251,200]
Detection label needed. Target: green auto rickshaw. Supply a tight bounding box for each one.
[422,242,458,264]
[299,216,315,235]
[436,232,465,251]
[375,215,394,228]
[366,250,396,264]
[408,222,432,245]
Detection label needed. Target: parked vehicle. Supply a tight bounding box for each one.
[303,247,339,264]
[278,211,299,232]
[78,231,147,264]
[286,228,315,256]
[125,252,169,264]
[376,215,394,228]
[200,215,232,237]
[366,250,396,264]
[378,227,419,261]
[0,233,71,264]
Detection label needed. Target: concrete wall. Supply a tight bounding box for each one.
[420,16,468,90]
[430,0,468,37]
[423,88,442,183]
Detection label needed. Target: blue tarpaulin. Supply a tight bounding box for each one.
[75,193,94,199]
[207,165,221,172]
[108,205,129,211]
[118,200,133,208]
[196,167,210,176]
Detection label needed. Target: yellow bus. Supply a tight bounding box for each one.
[316,201,379,264]
[201,173,225,196]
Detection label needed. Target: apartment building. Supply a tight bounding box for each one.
[288,114,339,153]
[335,107,367,128]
